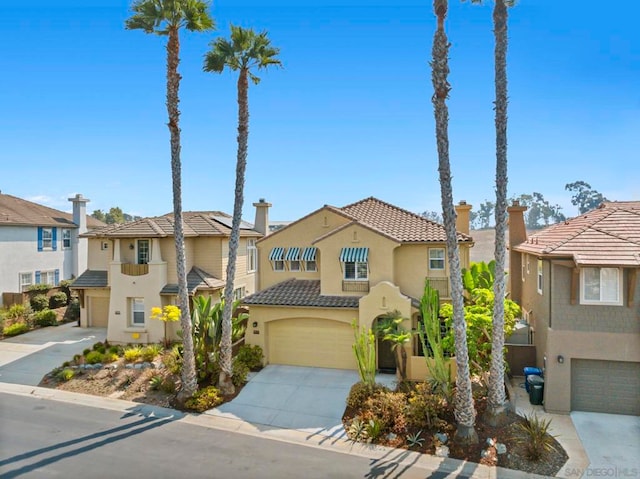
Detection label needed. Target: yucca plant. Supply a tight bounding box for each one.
[517,413,557,461]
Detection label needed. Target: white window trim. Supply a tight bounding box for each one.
[537,260,543,295]
[131,298,145,327]
[344,261,368,281]
[62,229,72,249]
[42,227,53,250]
[137,239,150,265]
[429,248,445,271]
[247,239,257,273]
[40,270,57,286]
[20,272,33,292]
[233,286,246,301]
[580,267,623,306]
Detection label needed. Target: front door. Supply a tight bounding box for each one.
[377,333,396,373]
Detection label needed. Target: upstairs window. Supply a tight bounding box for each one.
[286,247,301,271]
[581,267,622,306]
[341,247,368,280]
[269,247,285,272]
[137,240,150,265]
[537,259,543,294]
[62,229,72,249]
[247,239,257,273]
[429,248,445,270]
[302,247,317,272]
[234,286,246,301]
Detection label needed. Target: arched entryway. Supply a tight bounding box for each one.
[374,316,396,374]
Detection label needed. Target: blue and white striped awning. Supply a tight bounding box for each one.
[340,247,369,263]
[285,247,300,261]
[269,247,285,261]
[301,247,317,261]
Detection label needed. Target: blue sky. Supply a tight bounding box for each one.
[2,1,638,223]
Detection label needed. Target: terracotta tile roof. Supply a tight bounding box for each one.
[84,211,262,239]
[242,279,360,308]
[160,266,225,295]
[340,197,472,243]
[70,270,108,288]
[0,193,104,229]
[513,201,640,266]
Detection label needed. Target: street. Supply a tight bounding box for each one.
[0,393,443,479]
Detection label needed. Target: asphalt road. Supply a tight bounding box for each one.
[0,393,437,479]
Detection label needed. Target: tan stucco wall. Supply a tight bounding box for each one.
[87,239,112,270]
[79,288,110,328]
[394,244,456,300]
[543,329,640,413]
[257,208,350,290]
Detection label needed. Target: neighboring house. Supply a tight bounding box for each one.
[242,197,474,380]
[71,200,270,345]
[508,201,640,415]
[0,192,102,306]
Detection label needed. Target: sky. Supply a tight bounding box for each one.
[1,1,638,224]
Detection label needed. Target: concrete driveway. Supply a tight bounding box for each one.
[0,322,106,385]
[571,411,640,476]
[207,365,396,439]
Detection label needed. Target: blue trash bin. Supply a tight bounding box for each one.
[523,367,543,392]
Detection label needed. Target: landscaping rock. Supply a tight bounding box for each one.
[434,432,448,444]
[486,437,496,447]
[481,449,490,459]
[435,445,449,458]
[386,433,397,442]
[496,443,507,455]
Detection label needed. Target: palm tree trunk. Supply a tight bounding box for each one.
[431,0,478,444]
[486,0,510,426]
[166,26,197,402]
[219,68,250,395]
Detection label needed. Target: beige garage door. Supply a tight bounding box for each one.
[572,359,640,415]
[268,318,356,370]
[89,297,109,327]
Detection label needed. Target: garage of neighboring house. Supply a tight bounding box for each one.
[88,296,109,327]
[571,359,640,415]
[267,317,356,370]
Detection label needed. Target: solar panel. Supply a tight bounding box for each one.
[211,214,254,230]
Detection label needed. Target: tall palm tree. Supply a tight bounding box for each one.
[204,25,281,395]
[125,0,214,402]
[430,0,478,443]
[486,0,514,426]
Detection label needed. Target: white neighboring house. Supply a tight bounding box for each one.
[0,192,104,306]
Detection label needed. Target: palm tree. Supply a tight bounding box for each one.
[486,0,513,426]
[430,0,478,444]
[125,0,214,402]
[204,25,281,395]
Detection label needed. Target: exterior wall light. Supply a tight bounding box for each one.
[252,321,258,328]
[557,355,564,364]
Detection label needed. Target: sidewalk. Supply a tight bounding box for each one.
[0,322,106,385]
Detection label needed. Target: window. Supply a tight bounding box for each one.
[302,247,317,272]
[19,272,33,292]
[581,267,622,305]
[37,270,59,286]
[537,260,543,294]
[286,247,301,271]
[101,241,109,251]
[340,247,368,280]
[269,247,285,272]
[131,298,145,326]
[42,228,53,249]
[234,286,246,301]
[62,229,71,249]
[137,240,150,264]
[429,248,445,270]
[247,239,257,273]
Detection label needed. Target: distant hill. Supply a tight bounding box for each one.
[469,228,538,268]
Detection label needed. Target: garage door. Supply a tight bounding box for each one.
[572,359,640,415]
[89,297,109,327]
[268,318,356,370]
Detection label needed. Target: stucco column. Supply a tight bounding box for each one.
[150,238,163,264]
[112,238,122,264]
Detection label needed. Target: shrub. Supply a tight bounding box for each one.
[184,386,223,412]
[149,375,163,390]
[141,344,163,362]
[63,299,80,322]
[6,303,27,320]
[517,413,557,461]
[365,418,385,443]
[405,381,450,430]
[160,378,176,394]
[59,279,74,302]
[102,352,119,363]
[234,344,264,371]
[33,309,58,327]
[85,351,104,364]
[26,284,51,294]
[3,322,29,337]
[362,390,408,435]
[162,347,182,375]
[30,294,49,312]
[231,358,250,387]
[124,345,143,362]
[108,345,123,356]
[346,382,388,410]
[57,368,75,381]
[73,354,82,363]
[49,292,68,309]
[82,348,92,356]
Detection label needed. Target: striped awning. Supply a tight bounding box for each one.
[269,247,285,261]
[301,247,317,261]
[340,247,368,263]
[285,247,300,261]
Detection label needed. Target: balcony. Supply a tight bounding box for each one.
[426,276,450,298]
[342,280,369,293]
[121,263,149,276]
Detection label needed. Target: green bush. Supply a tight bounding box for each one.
[102,352,119,363]
[82,348,92,356]
[6,303,28,320]
[405,381,449,430]
[231,358,250,387]
[59,279,74,302]
[49,292,68,309]
[33,309,58,327]
[63,299,80,322]
[56,368,75,381]
[30,294,49,312]
[85,351,104,364]
[3,322,29,337]
[346,382,388,410]
[235,344,264,371]
[185,386,223,412]
[26,284,51,294]
[124,345,143,362]
[141,344,163,362]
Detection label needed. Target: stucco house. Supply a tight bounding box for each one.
[0,192,102,307]
[242,197,474,381]
[71,200,270,345]
[508,200,640,415]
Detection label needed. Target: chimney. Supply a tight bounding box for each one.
[454,200,472,235]
[507,199,528,304]
[68,194,90,278]
[253,198,271,236]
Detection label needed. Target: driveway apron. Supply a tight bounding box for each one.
[207,365,396,438]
